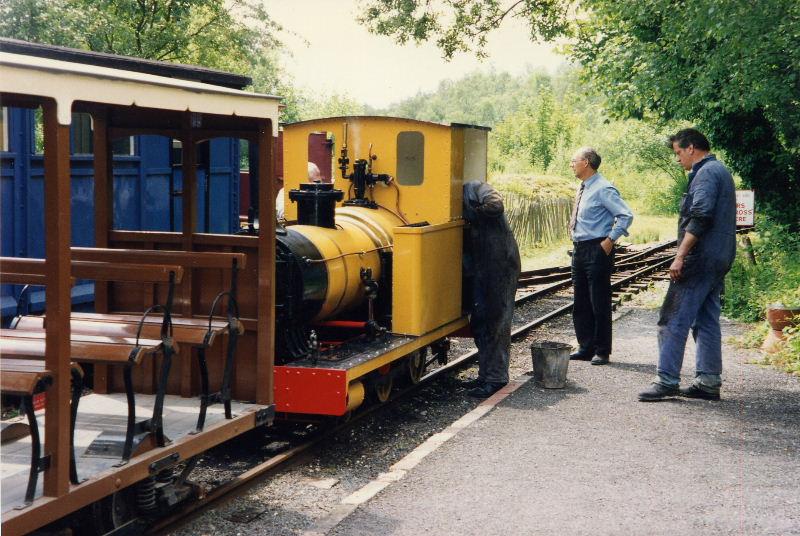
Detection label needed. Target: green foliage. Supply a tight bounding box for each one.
[361,0,800,226]
[572,0,800,227]
[0,0,280,68]
[381,70,540,127]
[773,325,800,376]
[359,0,571,59]
[0,0,303,119]
[298,93,367,121]
[723,216,800,323]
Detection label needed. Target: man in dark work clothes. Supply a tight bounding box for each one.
[462,181,521,398]
[639,129,736,401]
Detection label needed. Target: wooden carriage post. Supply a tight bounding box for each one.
[91,106,113,393]
[41,100,73,496]
[256,120,276,405]
[179,116,198,397]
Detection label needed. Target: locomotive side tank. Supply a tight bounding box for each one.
[274,116,490,416]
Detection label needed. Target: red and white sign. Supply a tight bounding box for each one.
[735,190,755,226]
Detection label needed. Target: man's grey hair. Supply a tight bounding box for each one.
[575,147,601,170]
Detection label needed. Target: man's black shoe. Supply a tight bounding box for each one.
[569,349,594,361]
[679,384,720,401]
[638,382,680,402]
[591,355,609,365]
[461,378,485,390]
[467,382,507,399]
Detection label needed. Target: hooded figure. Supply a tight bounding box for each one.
[462,181,521,398]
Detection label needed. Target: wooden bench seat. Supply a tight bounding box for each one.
[0,329,172,462]
[0,359,53,397]
[0,329,164,365]
[14,313,242,347]
[0,358,83,507]
[70,248,246,430]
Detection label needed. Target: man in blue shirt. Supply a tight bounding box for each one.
[569,148,634,365]
[639,129,736,401]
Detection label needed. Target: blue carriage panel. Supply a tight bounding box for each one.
[137,134,173,231]
[2,110,242,317]
[25,158,45,259]
[70,157,95,246]
[207,137,240,233]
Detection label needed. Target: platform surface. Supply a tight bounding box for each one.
[1,393,260,513]
[326,308,800,536]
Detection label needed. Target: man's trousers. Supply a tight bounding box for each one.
[656,269,724,390]
[571,238,614,357]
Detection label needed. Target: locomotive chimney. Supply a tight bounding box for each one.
[288,182,344,228]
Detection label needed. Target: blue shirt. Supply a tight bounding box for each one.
[571,173,633,242]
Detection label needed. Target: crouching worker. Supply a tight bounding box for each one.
[462,181,521,398]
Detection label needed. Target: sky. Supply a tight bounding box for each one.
[262,0,567,108]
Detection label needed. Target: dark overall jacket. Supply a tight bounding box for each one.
[677,154,737,280]
[463,181,521,384]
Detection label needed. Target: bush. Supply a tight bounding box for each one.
[723,215,800,374]
[723,215,800,323]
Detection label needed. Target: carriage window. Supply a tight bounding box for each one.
[240,139,250,171]
[112,136,136,156]
[171,139,208,166]
[34,108,44,154]
[71,112,93,154]
[0,107,8,152]
[396,131,424,185]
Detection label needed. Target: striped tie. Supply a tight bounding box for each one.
[569,182,585,233]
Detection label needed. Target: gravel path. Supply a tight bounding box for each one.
[329,296,800,535]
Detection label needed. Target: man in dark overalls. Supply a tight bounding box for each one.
[462,181,521,398]
[639,129,737,401]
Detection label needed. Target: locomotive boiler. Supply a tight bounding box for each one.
[273,116,490,416]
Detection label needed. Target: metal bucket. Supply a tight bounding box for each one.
[531,341,571,389]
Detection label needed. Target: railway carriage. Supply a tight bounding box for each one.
[0,40,280,535]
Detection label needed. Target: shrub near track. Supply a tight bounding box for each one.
[725,215,800,375]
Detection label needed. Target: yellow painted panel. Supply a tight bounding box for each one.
[283,117,458,225]
[392,220,464,336]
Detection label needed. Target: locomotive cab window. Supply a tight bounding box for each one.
[396,131,424,185]
[307,131,334,183]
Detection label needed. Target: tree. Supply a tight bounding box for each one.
[360,0,800,225]
[359,0,571,59]
[572,0,800,226]
[1,0,280,69]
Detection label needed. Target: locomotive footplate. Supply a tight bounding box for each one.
[274,317,468,416]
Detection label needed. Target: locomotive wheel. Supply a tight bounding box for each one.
[371,365,394,403]
[406,348,427,385]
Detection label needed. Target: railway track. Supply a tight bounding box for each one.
[152,239,680,534]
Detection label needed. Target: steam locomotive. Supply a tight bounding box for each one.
[271,116,489,416]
